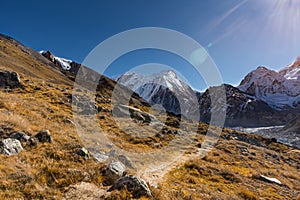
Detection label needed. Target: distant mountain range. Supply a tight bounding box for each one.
[115,59,300,127]
[37,45,300,129]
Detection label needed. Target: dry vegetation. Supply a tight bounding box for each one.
[0,35,299,199]
[0,77,299,199]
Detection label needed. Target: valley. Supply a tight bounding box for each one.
[0,33,299,200]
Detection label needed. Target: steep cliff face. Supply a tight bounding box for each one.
[198,84,287,127]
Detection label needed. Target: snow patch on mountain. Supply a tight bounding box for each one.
[39,50,72,70]
[53,57,72,70]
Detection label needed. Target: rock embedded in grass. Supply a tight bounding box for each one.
[35,130,53,143]
[109,175,152,198]
[0,70,24,89]
[77,147,90,160]
[0,138,23,155]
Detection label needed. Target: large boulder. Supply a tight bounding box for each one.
[0,138,23,155]
[105,161,126,185]
[109,175,152,198]
[0,70,24,89]
[35,130,53,143]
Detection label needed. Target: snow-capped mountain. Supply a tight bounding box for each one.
[115,70,199,118]
[40,50,81,75]
[238,57,300,109]
[198,84,287,127]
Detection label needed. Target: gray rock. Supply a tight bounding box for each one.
[105,161,126,185]
[0,138,23,155]
[77,147,90,160]
[92,151,108,163]
[0,70,24,89]
[10,131,30,142]
[35,130,53,143]
[236,145,249,155]
[112,104,157,124]
[109,175,152,198]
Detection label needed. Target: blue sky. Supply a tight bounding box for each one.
[1,0,300,91]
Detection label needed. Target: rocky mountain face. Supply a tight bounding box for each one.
[238,57,300,110]
[279,56,300,80]
[198,84,289,127]
[277,116,300,148]
[115,70,199,119]
[0,34,71,85]
[39,51,148,107]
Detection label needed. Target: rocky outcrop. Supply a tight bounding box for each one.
[40,50,55,62]
[35,130,53,143]
[109,175,152,198]
[40,50,81,75]
[112,104,157,124]
[0,138,23,155]
[199,84,288,127]
[0,70,23,89]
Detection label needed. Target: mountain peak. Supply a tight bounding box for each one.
[279,56,300,80]
[238,58,300,109]
[39,51,74,71]
[256,66,269,71]
[115,69,197,117]
[161,69,177,76]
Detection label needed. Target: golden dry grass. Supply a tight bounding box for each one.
[0,35,299,199]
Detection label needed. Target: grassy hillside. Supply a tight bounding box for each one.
[0,34,299,199]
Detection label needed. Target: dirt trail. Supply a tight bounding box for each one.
[140,148,210,187]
